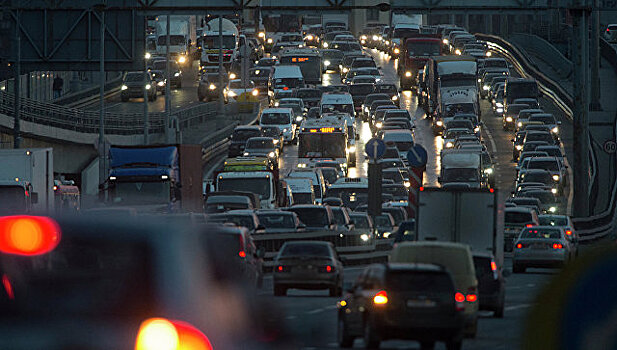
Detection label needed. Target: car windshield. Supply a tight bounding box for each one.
[262,127,280,137]
[522,172,552,184]
[280,243,331,257]
[521,228,561,239]
[292,193,313,204]
[320,168,338,184]
[332,209,347,225]
[350,215,370,228]
[442,168,479,182]
[113,181,170,205]
[374,215,393,228]
[383,185,408,198]
[539,216,568,226]
[233,129,261,141]
[296,90,322,98]
[246,139,273,149]
[209,214,255,230]
[524,191,555,204]
[323,50,344,59]
[505,211,533,224]
[261,113,290,124]
[217,178,270,198]
[353,60,376,68]
[125,73,145,82]
[528,160,559,171]
[257,213,296,229]
[530,115,557,124]
[290,208,329,227]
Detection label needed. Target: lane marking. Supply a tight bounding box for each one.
[483,123,498,153]
[504,303,532,311]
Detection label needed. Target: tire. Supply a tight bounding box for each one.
[420,341,435,350]
[274,285,286,296]
[338,316,354,348]
[363,320,380,349]
[513,263,525,273]
[446,339,462,350]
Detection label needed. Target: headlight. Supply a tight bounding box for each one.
[178,56,186,64]
[405,71,412,77]
[496,102,503,108]
[306,35,313,41]
[348,145,356,152]
[323,42,329,48]
[268,151,276,158]
[372,35,379,41]
[387,41,391,46]
[455,49,461,55]
[121,85,128,90]
[391,95,398,101]
[361,39,366,44]
[297,163,307,168]
[361,35,367,40]
[227,90,237,97]
[296,116,303,121]
[477,78,482,82]
[273,139,279,144]
[360,234,369,242]
[496,108,503,113]
[258,32,265,38]
[383,231,391,238]
[549,206,557,213]
[518,122,523,127]
[145,52,151,59]
[443,39,449,45]
[553,174,560,181]
[486,51,492,57]
[474,126,480,133]
[243,152,249,156]
[436,120,443,126]
[283,128,289,132]
[267,38,273,44]
[376,121,383,128]
[378,36,383,41]
[274,102,279,106]
[393,48,400,55]
[174,72,180,77]
[343,67,349,73]
[209,84,216,90]
[551,188,558,194]
[483,85,490,90]
[484,168,494,174]
[145,84,151,90]
[445,141,454,148]
[552,126,559,133]
[157,81,165,86]
[404,181,410,188]
[229,73,237,80]
[324,60,331,66]
[515,145,523,150]
[252,89,259,96]
[506,116,513,122]
[364,107,369,113]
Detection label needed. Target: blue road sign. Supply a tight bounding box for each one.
[365,138,386,160]
[407,144,428,168]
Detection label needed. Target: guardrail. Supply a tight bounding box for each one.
[56,75,123,107]
[478,33,615,243]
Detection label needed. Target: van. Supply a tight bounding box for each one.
[319,92,355,118]
[287,169,327,203]
[259,108,296,144]
[390,241,479,338]
[269,65,305,97]
[285,177,316,204]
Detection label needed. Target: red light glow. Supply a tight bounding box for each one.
[135,317,212,350]
[277,265,283,272]
[466,294,477,302]
[326,265,332,272]
[455,292,465,303]
[238,251,246,258]
[2,274,14,300]
[526,224,533,227]
[419,186,424,191]
[565,230,572,236]
[0,216,61,256]
[516,243,523,249]
[491,261,497,271]
[489,188,494,193]
[373,290,388,305]
[553,243,563,249]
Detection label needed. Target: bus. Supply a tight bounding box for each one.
[298,118,349,171]
[279,48,323,85]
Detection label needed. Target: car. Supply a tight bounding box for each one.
[349,212,376,241]
[343,67,382,84]
[249,66,273,92]
[516,188,559,213]
[243,137,279,164]
[293,88,323,108]
[120,71,157,102]
[331,206,354,231]
[373,83,400,105]
[259,107,296,144]
[256,209,306,233]
[516,168,559,195]
[525,156,567,189]
[513,225,575,273]
[285,204,335,230]
[228,125,262,157]
[538,214,579,255]
[504,206,540,251]
[273,241,344,296]
[225,79,259,102]
[473,253,506,318]
[528,113,561,136]
[390,241,478,338]
[373,213,396,238]
[261,125,284,152]
[350,75,378,85]
[392,219,416,242]
[382,183,409,202]
[443,128,473,149]
[148,69,167,94]
[150,59,182,88]
[337,263,465,349]
[206,209,265,235]
[321,49,344,72]
[205,195,254,213]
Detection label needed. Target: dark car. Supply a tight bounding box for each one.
[321,49,344,72]
[261,125,284,151]
[285,205,335,231]
[242,137,279,164]
[337,263,465,349]
[257,57,277,67]
[273,241,344,296]
[198,65,228,102]
[228,125,262,157]
[255,209,306,233]
[149,69,167,94]
[293,88,323,109]
[349,83,376,114]
[473,253,506,318]
[120,71,157,102]
[393,219,416,242]
[249,66,273,91]
[151,59,182,88]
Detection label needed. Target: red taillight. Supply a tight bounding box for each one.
[326,265,332,272]
[2,274,14,300]
[283,87,289,90]
[419,186,424,191]
[238,234,246,258]
[489,188,494,193]
[238,251,246,258]
[373,290,388,305]
[553,243,563,249]
[516,243,523,249]
[135,318,212,350]
[455,292,465,303]
[0,216,61,256]
[491,261,497,271]
[277,265,283,272]
[466,294,477,302]
[53,185,58,191]
[526,224,533,228]
[565,230,572,236]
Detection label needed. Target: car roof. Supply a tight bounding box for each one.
[505,206,535,213]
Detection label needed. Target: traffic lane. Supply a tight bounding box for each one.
[368,50,440,187]
[86,60,201,113]
[258,260,555,349]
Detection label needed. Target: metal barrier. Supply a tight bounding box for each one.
[508,33,573,80]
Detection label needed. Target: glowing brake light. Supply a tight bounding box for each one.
[565,230,572,236]
[516,243,523,249]
[525,224,533,228]
[135,318,212,350]
[553,243,563,249]
[238,251,246,258]
[455,292,465,303]
[0,216,61,256]
[491,261,497,271]
[466,294,477,302]
[373,290,388,305]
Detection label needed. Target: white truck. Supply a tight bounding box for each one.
[439,149,484,189]
[155,15,196,65]
[0,148,54,214]
[415,187,502,265]
[200,18,239,68]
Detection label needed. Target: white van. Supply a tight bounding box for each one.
[390,241,479,337]
[269,65,305,97]
[284,177,316,205]
[287,169,327,203]
[260,108,296,143]
[320,92,355,118]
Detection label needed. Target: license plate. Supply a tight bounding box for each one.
[406,299,436,308]
[531,243,547,249]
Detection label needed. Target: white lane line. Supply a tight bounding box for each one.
[504,304,532,311]
[483,123,498,153]
[306,308,324,315]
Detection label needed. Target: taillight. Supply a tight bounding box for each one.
[238,234,246,258]
[2,274,14,300]
[319,265,334,273]
[276,265,290,273]
[238,251,246,258]
[0,216,61,256]
[135,318,212,350]
[525,224,533,228]
[491,261,497,271]
[454,292,465,303]
[466,294,477,302]
[516,243,523,249]
[553,243,563,249]
[373,290,388,305]
[565,230,572,236]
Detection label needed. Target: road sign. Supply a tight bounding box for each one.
[407,144,428,168]
[365,138,386,160]
[603,140,616,154]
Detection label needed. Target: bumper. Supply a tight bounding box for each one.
[274,273,338,289]
[513,250,567,267]
[121,89,147,98]
[373,313,464,341]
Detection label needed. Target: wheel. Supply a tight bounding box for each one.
[338,316,354,348]
[274,285,286,296]
[363,320,380,349]
[445,339,462,350]
[494,302,505,318]
[420,341,435,350]
[513,263,525,273]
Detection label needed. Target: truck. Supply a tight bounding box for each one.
[0,148,54,215]
[426,55,478,117]
[398,35,443,89]
[415,187,502,265]
[433,87,479,134]
[155,15,196,65]
[105,145,203,213]
[200,18,239,68]
[439,149,485,189]
[322,14,349,30]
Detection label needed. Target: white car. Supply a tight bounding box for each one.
[224,79,259,101]
[259,108,296,143]
[513,225,574,273]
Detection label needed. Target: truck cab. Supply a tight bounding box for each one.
[0,181,35,214]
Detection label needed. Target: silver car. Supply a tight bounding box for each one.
[513,225,574,273]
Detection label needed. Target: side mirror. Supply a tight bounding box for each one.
[31,192,39,204]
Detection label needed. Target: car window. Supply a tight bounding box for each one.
[280,243,331,257]
[505,211,533,223]
[257,213,296,228]
[521,228,561,239]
